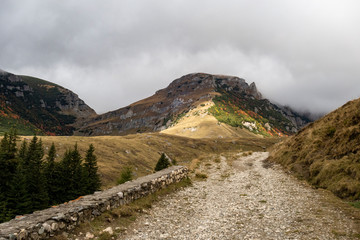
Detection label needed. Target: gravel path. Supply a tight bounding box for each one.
[120,152,358,240]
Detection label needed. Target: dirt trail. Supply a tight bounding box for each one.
[120,152,359,240]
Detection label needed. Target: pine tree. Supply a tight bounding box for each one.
[154,153,170,171]
[57,149,72,203]
[60,144,85,200]
[44,143,61,205]
[22,136,49,211]
[0,130,18,223]
[83,144,101,194]
[0,131,18,192]
[71,144,85,197]
[6,149,32,219]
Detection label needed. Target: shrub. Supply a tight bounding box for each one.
[325,127,336,138]
[195,172,208,179]
[155,153,170,171]
[117,166,133,184]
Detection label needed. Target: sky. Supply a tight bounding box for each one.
[0,0,359,115]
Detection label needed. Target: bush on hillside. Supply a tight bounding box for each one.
[155,153,170,171]
[117,166,133,184]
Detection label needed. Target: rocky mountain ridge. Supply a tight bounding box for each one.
[0,70,96,135]
[76,73,310,136]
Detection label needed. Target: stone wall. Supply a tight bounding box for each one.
[0,166,188,240]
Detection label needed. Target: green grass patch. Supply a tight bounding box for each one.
[0,117,41,136]
[117,166,133,184]
[349,201,360,209]
[208,90,295,137]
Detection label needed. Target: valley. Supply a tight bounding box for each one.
[1,1,359,239]
[1,70,360,240]
[29,134,278,189]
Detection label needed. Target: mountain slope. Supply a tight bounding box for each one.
[0,70,96,135]
[269,98,360,200]
[161,101,258,139]
[77,73,310,137]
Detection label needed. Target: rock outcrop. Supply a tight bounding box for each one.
[0,70,96,135]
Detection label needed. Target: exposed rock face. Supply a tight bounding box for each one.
[0,70,96,135]
[277,105,309,132]
[77,73,309,136]
[55,88,96,119]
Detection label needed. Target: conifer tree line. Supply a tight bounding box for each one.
[0,130,101,223]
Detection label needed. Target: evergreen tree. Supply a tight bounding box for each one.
[0,136,104,223]
[22,136,49,211]
[0,130,18,223]
[154,153,170,171]
[60,144,85,200]
[83,144,101,194]
[0,131,18,192]
[71,144,85,197]
[6,144,32,219]
[57,149,71,203]
[44,143,62,205]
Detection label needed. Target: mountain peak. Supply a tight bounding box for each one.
[249,82,262,100]
[77,73,310,136]
[165,73,259,100]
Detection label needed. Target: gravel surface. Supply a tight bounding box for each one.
[120,152,359,240]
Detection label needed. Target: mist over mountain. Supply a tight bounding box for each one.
[76,73,310,137]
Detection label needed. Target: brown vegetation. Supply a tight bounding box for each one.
[269,98,360,200]
[21,133,278,189]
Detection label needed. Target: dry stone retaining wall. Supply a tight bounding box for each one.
[0,166,188,240]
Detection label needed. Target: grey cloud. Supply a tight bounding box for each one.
[1,0,359,114]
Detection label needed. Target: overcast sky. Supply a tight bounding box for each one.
[1,0,359,114]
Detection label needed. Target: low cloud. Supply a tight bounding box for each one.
[1,0,359,114]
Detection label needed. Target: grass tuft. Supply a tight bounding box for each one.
[349,201,360,209]
[195,172,208,179]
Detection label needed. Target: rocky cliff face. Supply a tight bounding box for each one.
[77,73,310,136]
[0,70,96,135]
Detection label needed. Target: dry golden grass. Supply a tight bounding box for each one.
[189,158,201,172]
[20,133,278,189]
[270,98,360,200]
[161,101,258,139]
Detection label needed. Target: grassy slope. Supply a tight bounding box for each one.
[208,93,291,137]
[161,101,258,139]
[269,98,360,200]
[21,133,278,189]
[0,75,76,135]
[0,114,40,136]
